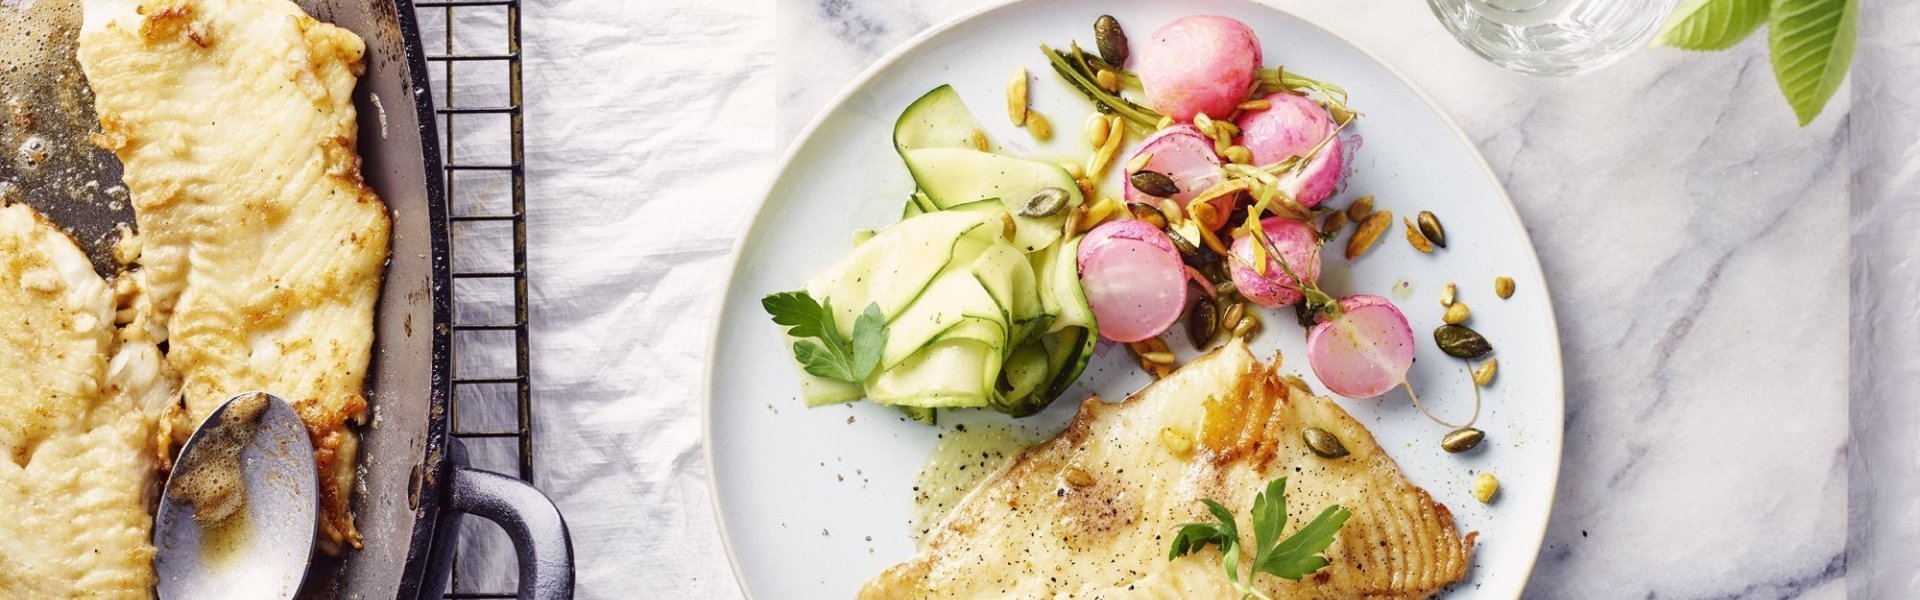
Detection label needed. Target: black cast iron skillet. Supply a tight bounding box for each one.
[0,0,573,597]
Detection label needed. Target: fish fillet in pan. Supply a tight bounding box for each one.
[0,204,174,598]
[863,339,1474,599]
[76,0,390,552]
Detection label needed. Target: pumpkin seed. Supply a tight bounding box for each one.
[1345,195,1374,222]
[1186,292,1219,348]
[1064,467,1096,488]
[970,129,989,152]
[1440,282,1456,307]
[1160,427,1193,456]
[1193,111,1215,137]
[1007,67,1029,125]
[1319,209,1348,236]
[1304,427,1350,459]
[1345,209,1392,260]
[1019,187,1070,217]
[1495,276,1515,299]
[998,212,1017,241]
[1417,211,1446,249]
[1025,111,1052,140]
[1472,358,1498,387]
[1086,113,1111,147]
[1441,427,1485,453]
[1472,472,1499,503]
[1128,203,1167,229]
[1096,68,1121,92]
[1236,98,1272,112]
[1404,218,1433,253]
[1233,310,1262,339]
[1094,14,1130,66]
[1434,324,1492,358]
[1125,151,1153,174]
[1222,302,1246,332]
[1442,301,1469,325]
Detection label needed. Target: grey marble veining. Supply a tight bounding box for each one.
[776,1,1849,597]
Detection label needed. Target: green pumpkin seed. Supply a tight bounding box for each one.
[1128,202,1168,229]
[1345,195,1374,222]
[1441,427,1485,453]
[1186,291,1219,348]
[1020,187,1070,217]
[1434,324,1492,358]
[1129,170,1179,197]
[1495,276,1515,299]
[1094,15,1130,66]
[1320,210,1348,236]
[1417,210,1446,249]
[1304,427,1349,458]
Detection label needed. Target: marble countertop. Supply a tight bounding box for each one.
[773,1,1849,597]
[473,0,1908,596]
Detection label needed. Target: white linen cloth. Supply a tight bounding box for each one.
[424,0,1914,597]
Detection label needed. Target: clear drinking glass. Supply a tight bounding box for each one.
[1426,0,1681,76]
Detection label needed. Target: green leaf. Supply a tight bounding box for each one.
[1768,0,1857,125]
[762,291,843,345]
[1255,504,1354,580]
[793,340,856,382]
[1250,478,1288,564]
[1655,0,1768,51]
[850,303,888,380]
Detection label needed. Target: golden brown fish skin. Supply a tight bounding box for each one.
[77,0,390,552]
[862,340,1474,599]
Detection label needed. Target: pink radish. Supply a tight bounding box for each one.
[1079,237,1187,343]
[1305,295,1412,398]
[1134,16,1261,121]
[1077,219,1179,272]
[1233,93,1346,206]
[1228,217,1321,308]
[1123,125,1230,229]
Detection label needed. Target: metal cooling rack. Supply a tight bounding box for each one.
[415,0,531,597]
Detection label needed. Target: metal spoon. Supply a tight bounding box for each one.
[153,392,317,600]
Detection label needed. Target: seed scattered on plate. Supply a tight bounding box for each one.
[970,129,989,152]
[1404,218,1433,253]
[1304,427,1349,459]
[1417,210,1446,249]
[1345,195,1374,222]
[1085,113,1110,147]
[1346,209,1392,260]
[1442,301,1469,324]
[1472,472,1499,503]
[1441,427,1485,453]
[1472,358,1498,387]
[1495,276,1515,299]
[1025,111,1052,140]
[1319,209,1348,236]
[1006,66,1029,125]
[1439,282,1456,307]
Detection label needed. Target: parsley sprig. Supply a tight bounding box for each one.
[1169,477,1353,599]
[762,291,888,384]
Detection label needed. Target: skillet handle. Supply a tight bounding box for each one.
[446,466,576,599]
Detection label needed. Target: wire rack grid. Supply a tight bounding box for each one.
[414,0,533,597]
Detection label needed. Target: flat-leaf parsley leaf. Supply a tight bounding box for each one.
[763,291,889,384]
[1168,477,1352,599]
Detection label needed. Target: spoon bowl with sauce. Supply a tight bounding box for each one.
[153,392,317,600]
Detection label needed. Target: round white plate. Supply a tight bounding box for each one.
[706,1,1563,597]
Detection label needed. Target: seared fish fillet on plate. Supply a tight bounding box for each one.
[0,204,174,598]
[76,0,391,551]
[863,339,1474,599]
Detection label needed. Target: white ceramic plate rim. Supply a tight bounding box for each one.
[701,1,1566,596]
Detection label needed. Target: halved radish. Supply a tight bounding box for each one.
[1134,15,1262,121]
[1079,237,1187,343]
[1306,295,1414,398]
[1228,217,1321,307]
[1077,219,1179,272]
[1234,93,1345,206]
[1122,125,1229,229]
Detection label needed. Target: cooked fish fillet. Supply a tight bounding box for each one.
[76,0,391,551]
[863,339,1474,599]
[0,204,174,599]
